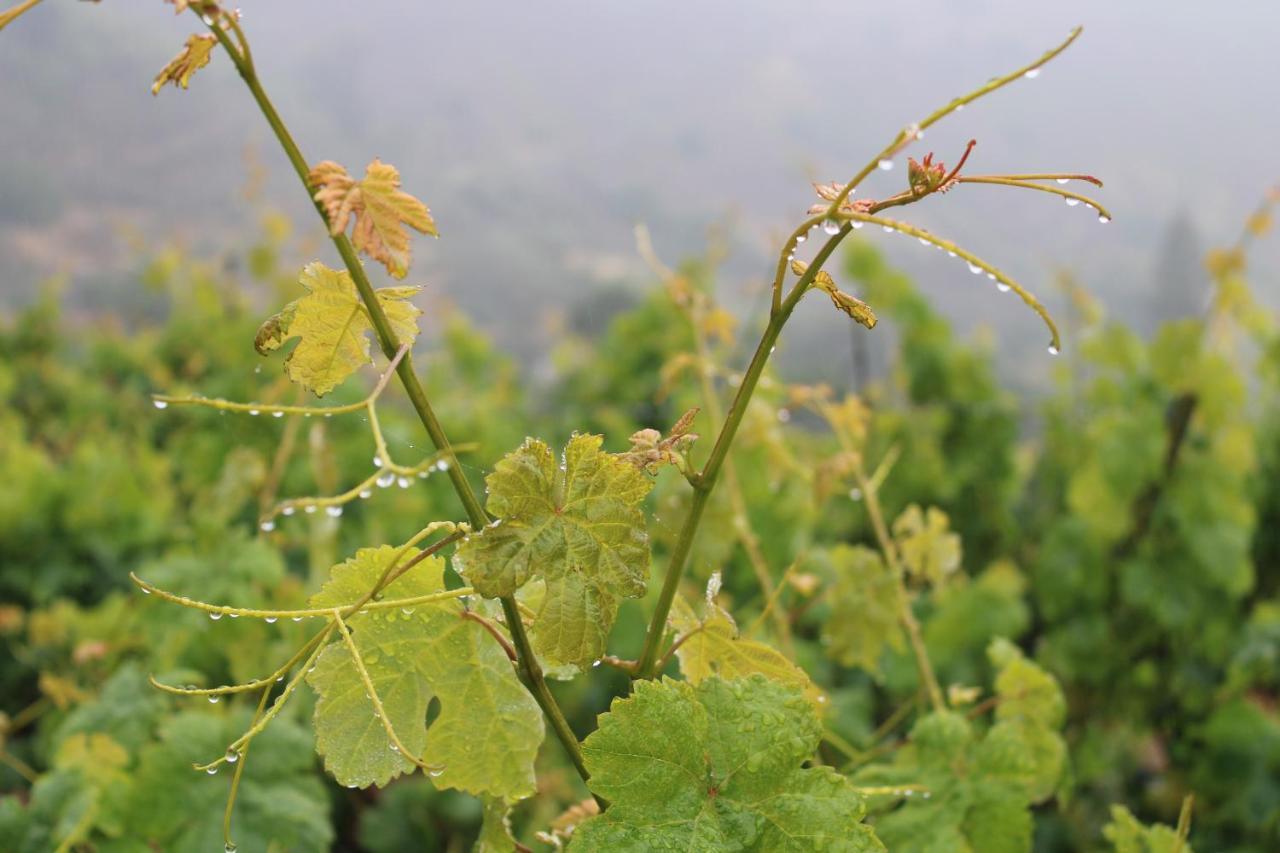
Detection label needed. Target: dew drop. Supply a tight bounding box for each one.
[401,608,414,616]
[823,218,840,235]
[882,225,896,234]
[272,411,284,418]
[372,456,383,468]
[225,748,239,764]
[153,399,169,410]
[436,459,451,472]
[967,263,983,275]
[429,768,445,778]
[141,587,152,595]
[226,844,238,853]
[1064,198,1080,207]
[265,616,277,624]
[389,743,400,753]
[304,504,318,514]
[292,616,303,622]
[377,473,395,488]
[259,520,275,532]
[996,282,1011,293]
[851,221,864,230]
[210,612,223,621]
[359,489,373,499]
[1056,178,1070,184]
[228,613,239,619]
[1024,68,1041,79]
[592,660,602,668]
[917,237,931,247]
[795,232,807,244]
[848,488,863,502]
[877,158,894,171]
[248,409,260,416]
[1047,344,1061,356]
[326,506,343,518]
[282,506,296,516]
[1098,214,1111,224]
[986,273,996,281]
[208,695,220,704]
[397,476,412,489]
[206,766,218,775]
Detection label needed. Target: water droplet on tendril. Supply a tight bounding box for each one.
[282,506,296,516]
[272,411,284,418]
[1056,178,1070,184]
[265,616,277,623]
[397,477,412,489]
[248,409,260,416]
[823,218,840,235]
[206,766,218,775]
[429,768,445,778]
[917,237,931,247]
[996,282,1011,293]
[389,743,399,752]
[1098,214,1111,224]
[877,158,894,171]
[372,456,383,468]
[292,616,303,622]
[851,221,864,230]
[225,843,238,853]
[304,504,318,514]
[141,587,152,595]
[436,460,451,472]
[153,400,168,410]
[225,749,239,764]
[968,263,982,275]
[208,695,220,704]
[359,489,373,499]
[882,225,895,234]
[1024,68,1041,79]
[1064,198,1080,207]
[795,233,807,244]
[259,521,275,532]
[210,612,223,621]
[1048,344,1061,356]
[326,506,343,518]
[228,613,239,619]
[377,473,395,488]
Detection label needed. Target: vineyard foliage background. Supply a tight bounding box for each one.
[1,3,1279,852]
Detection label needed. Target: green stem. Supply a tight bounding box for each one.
[634,225,850,678]
[203,17,590,791]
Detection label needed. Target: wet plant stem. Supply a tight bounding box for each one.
[201,14,592,796]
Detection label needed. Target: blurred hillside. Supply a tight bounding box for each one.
[2,0,1278,390]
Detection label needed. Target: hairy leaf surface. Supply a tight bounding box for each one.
[306,546,543,798]
[453,434,652,668]
[571,676,883,851]
[255,262,421,396]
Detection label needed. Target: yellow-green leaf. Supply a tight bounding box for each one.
[305,546,543,798]
[819,544,904,675]
[453,434,652,668]
[255,262,421,396]
[151,34,217,95]
[893,504,961,586]
[309,159,437,278]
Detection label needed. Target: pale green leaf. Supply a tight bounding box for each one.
[1103,805,1194,853]
[255,262,421,396]
[819,545,904,675]
[309,159,437,278]
[475,797,518,853]
[306,546,543,799]
[453,434,652,668]
[893,504,961,586]
[571,676,883,851]
[670,596,825,711]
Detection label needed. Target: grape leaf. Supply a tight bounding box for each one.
[151,34,217,95]
[306,545,543,798]
[893,504,961,586]
[309,159,437,278]
[571,676,884,851]
[125,710,332,852]
[669,595,825,711]
[254,262,422,396]
[452,434,652,668]
[1103,805,1193,853]
[819,545,904,675]
[853,642,1067,852]
[476,798,519,853]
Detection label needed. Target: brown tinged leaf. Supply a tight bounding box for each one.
[791,260,877,329]
[623,408,700,474]
[309,159,437,279]
[151,34,217,95]
[535,798,600,848]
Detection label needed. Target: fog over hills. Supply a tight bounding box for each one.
[3,1,1278,390]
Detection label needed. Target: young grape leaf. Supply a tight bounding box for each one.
[893,504,961,586]
[1103,805,1194,853]
[309,159,437,278]
[452,434,652,668]
[151,34,217,95]
[669,594,825,711]
[254,262,421,396]
[853,641,1067,851]
[571,676,884,851]
[306,545,543,798]
[818,544,904,675]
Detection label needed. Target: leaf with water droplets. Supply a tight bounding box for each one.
[817,545,904,675]
[570,676,883,851]
[453,434,652,669]
[669,596,824,711]
[309,159,437,278]
[306,545,543,797]
[254,262,421,396]
[151,34,217,95]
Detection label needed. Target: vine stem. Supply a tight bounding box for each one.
[853,461,945,712]
[200,14,592,793]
